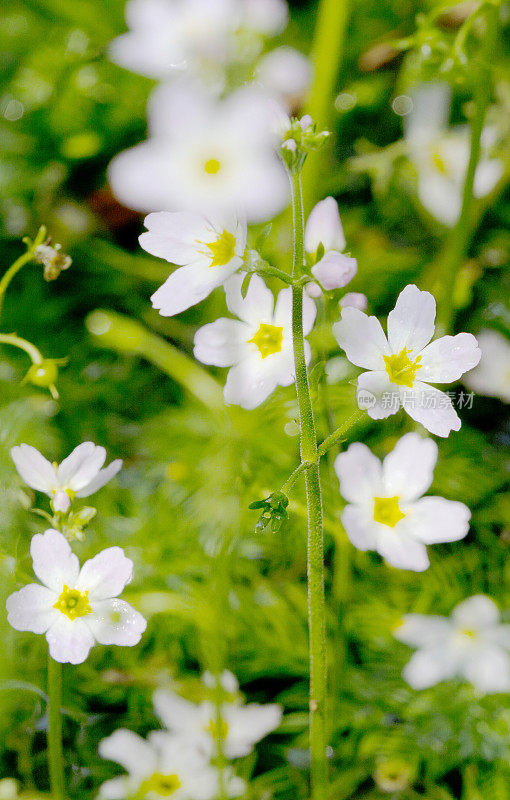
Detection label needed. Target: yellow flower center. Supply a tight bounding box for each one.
[204,158,221,174]
[373,496,405,527]
[139,773,181,797]
[248,323,284,359]
[205,717,229,739]
[383,347,422,388]
[431,148,450,176]
[204,229,237,267]
[53,585,91,621]
[461,628,477,639]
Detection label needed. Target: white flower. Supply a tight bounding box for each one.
[153,685,282,759]
[333,283,481,436]
[463,328,510,404]
[241,0,288,35]
[193,273,316,409]
[108,80,288,223]
[340,292,367,311]
[139,211,247,317]
[304,197,357,291]
[335,432,470,571]
[256,46,312,110]
[98,729,244,800]
[11,442,122,513]
[394,595,510,693]
[405,83,503,227]
[6,530,146,664]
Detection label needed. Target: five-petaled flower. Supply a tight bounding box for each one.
[193,273,316,409]
[6,529,146,664]
[333,284,481,436]
[140,210,247,317]
[394,595,510,693]
[335,432,470,571]
[11,442,122,513]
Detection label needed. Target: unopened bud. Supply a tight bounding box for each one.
[52,490,71,513]
[340,292,367,311]
[305,197,346,256]
[25,359,59,388]
[311,252,357,290]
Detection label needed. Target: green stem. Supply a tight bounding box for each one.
[436,3,498,333]
[0,333,44,364]
[47,654,64,800]
[317,409,366,460]
[290,169,328,800]
[0,226,47,318]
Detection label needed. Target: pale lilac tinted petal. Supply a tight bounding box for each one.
[341,505,379,551]
[87,599,146,646]
[340,292,367,311]
[356,370,399,420]
[225,273,274,325]
[334,442,382,503]
[400,382,461,437]
[6,584,58,633]
[76,459,122,497]
[76,547,133,600]
[46,616,95,664]
[405,497,470,543]
[194,319,248,367]
[99,729,158,778]
[31,530,80,592]
[452,595,500,629]
[377,532,430,572]
[418,333,481,383]
[387,285,436,355]
[312,252,357,290]
[394,614,452,647]
[10,444,57,493]
[333,308,389,370]
[304,197,345,254]
[403,647,459,689]
[463,647,510,693]
[382,433,437,501]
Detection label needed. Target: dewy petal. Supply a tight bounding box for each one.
[404,496,470,544]
[76,547,134,600]
[99,729,158,778]
[334,442,383,503]
[418,333,481,383]
[6,584,59,634]
[87,599,146,646]
[387,284,436,355]
[341,505,380,552]
[57,443,106,491]
[451,595,500,629]
[194,319,248,367]
[463,647,510,694]
[46,616,95,664]
[76,459,122,497]
[225,273,274,325]
[402,646,459,689]
[223,357,280,409]
[382,433,437,501]
[356,370,399,420]
[31,529,80,592]
[394,614,452,648]
[400,382,461,437]
[10,444,58,494]
[333,308,389,370]
[376,531,430,572]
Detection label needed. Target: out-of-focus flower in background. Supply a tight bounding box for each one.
[108,81,288,222]
[194,274,316,409]
[463,328,510,404]
[405,83,504,227]
[395,595,510,693]
[255,46,312,111]
[335,432,471,571]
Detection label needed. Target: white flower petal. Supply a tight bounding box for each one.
[6,584,59,634]
[400,382,461,437]
[394,614,452,647]
[108,141,177,213]
[76,459,122,497]
[304,197,346,255]
[225,273,274,325]
[418,333,481,383]
[473,158,504,198]
[451,595,500,629]
[382,433,437,501]
[153,688,200,730]
[356,370,399,420]
[57,443,106,491]
[30,529,80,592]
[311,252,357,290]
[486,624,510,650]
[256,46,312,105]
[99,729,158,778]
[151,262,238,317]
[242,0,288,34]
[334,442,382,503]
[341,504,379,551]
[463,647,510,694]
[273,287,316,335]
[405,83,451,144]
[87,599,146,646]
[76,547,133,600]
[417,172,462,227]
[194,319,248,367]
[46,616,95,664]
[387,284,436,355]
[98,777,132,800]
[402,646,459,689]
[139,211,211,264]
[224,703,282,758]
[10,444,57,494]
[376,531,430,572]
[333,308,389,370]
[404,496,470,544]
[463,329,510,403]
[223,357,280,409]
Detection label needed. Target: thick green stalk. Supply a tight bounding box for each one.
[290,169,328,800]
[47,655,64,800]
[436,3,498,333]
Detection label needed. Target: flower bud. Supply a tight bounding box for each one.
[305,281,323,298]
[340,292,367,311]
[311,252,357,290]
[305,197,346,257]
[52,490,71,514]
[25,359,59,388]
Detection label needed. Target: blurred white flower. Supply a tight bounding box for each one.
[108,80,288,223]
[304,197,357,291]
[193,273,316,408]
[139,211,247,316]
[463,328,510,403]
[335,432,470,571]
[333,284,481,436]
[98,729,244,799]
[241,0,288,35]
[6,530,146,664]
[11,442,122,513]
[394,595,510,693]
[202,669,239,695]
[340,292,367,311]
[405,83,503,226]
[153,684,282,759]
[256,46,312,110]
